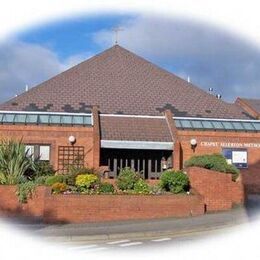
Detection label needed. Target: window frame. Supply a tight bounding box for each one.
[25,144,51,162]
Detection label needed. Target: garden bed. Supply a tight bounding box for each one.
[0,185,205,223]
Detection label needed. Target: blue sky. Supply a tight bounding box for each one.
[18,14,135,60]
[0,13,259,103]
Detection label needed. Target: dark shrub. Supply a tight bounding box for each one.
[45,175,66,186]
[184,154,228,172]
[65,173,78,186]
[34,175,51,185]
[160,170,189,194]
[184,153,240,180]
[133,179,150,194]
[99,182,115,193]
[34,161,55,177]
[116,167,140,191]
[25,161,55,180]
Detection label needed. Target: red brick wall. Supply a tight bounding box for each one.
[187,167,245,211]
[177,130,260,193]
[0,124,95,170]
[0,164,246,222]
[0,185,49,218]
[44,193,204,223]
[0,185,204,223]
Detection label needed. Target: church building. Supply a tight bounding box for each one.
[0,45,259,190]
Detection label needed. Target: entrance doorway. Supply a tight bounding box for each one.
[100,149,173,179]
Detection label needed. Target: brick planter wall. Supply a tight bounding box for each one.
[187,167,245,211]
[0,185,205,223]
[0,166,245,223]
[0,185,49,218]
[43,193,204,223]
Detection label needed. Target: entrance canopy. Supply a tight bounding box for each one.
[101,140,173,150]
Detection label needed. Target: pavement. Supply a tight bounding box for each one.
[2,194,260,251]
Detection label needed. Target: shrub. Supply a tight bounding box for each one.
[133,179,150,194]
[35,161,55,177]
[34,175,51,185]
[75,174,99,190]
[184,153,240,180]
[66,167,99,186]
[99,182,115,194]
[17,181,37,203]
[25,161,55,180]
[51,182,68,194]
[184,154,228,172]
[150,184,164,195]
[0,139,35,185]
[45,175,66,186]
[116,167,140,191]
[160,170,189,194]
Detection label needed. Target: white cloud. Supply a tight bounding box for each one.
[61,52,93,70]
[93,15,260,101]
[0,41,89,102]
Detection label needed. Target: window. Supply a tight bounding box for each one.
[222,148,248,169]
[39,146,50,161]
[25,145,35,160]
[25,144,51,161]
[201,121,214,129]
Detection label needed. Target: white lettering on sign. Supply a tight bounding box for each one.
[200,142,260,148]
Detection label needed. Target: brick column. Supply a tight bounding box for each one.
[164,109,182,170]
[92,106,101,168]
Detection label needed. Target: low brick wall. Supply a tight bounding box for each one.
[0,167,245,222]
[0,185,205,223]
[187,167,245,211]
[0,185,49,218]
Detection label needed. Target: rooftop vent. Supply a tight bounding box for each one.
[216,94,222,99]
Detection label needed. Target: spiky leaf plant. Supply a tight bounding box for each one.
[0,139,35,185]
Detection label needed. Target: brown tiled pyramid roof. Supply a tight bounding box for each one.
[0,45,253,119]
[100,116,172,142]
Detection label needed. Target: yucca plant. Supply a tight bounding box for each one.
[0,139,35,185]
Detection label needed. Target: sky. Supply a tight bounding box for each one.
[0,13,260,103]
